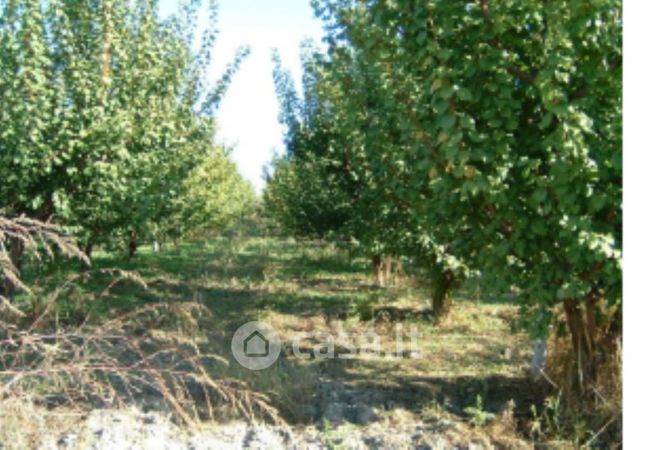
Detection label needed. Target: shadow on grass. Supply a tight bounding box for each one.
[260,354,547,426]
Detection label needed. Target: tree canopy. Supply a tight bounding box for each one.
[265,0,622,386]
[0,0,254,259]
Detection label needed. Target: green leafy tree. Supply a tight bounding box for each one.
[170,146,256,240]
[0,0,249,287]
[265,47,355,239]
[267,44,411,286]
[299,0,621,384]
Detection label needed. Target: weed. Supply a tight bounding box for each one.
[529,393,563,441]
[321,419,352,450]
[464,395,496,428]
[420,398,446,421]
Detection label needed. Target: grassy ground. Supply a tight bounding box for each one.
[15,231,547,445]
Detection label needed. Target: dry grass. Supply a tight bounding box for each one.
[2,223,616,447]
[0,216,283,447]
[535,334,622,447]
[0,397,84,450]
[0,302,281,427]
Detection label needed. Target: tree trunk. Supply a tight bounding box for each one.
[563,295,599,392]
[128,231,138,259]
[383,257,393,286]
[531,339,548,380]
[3,237,25,300]
[431,269,453,324]
[372,254,382,286]
[81,241,93,271]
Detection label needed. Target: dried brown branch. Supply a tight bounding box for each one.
[0,215,88,302]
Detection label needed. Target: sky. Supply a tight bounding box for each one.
[159,0,325,193]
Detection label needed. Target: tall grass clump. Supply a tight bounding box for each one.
[0,216,281,443]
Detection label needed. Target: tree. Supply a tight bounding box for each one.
[265,47,355,239]
[304,0,621,384]
[0,0,249,289]
[170,146,256,240]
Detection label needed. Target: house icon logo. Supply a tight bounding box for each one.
[231,322,281,370]
[244,330,269,357]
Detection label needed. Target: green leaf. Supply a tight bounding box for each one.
[439,115,456,130]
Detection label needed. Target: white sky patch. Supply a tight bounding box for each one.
[160,0,325,193]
